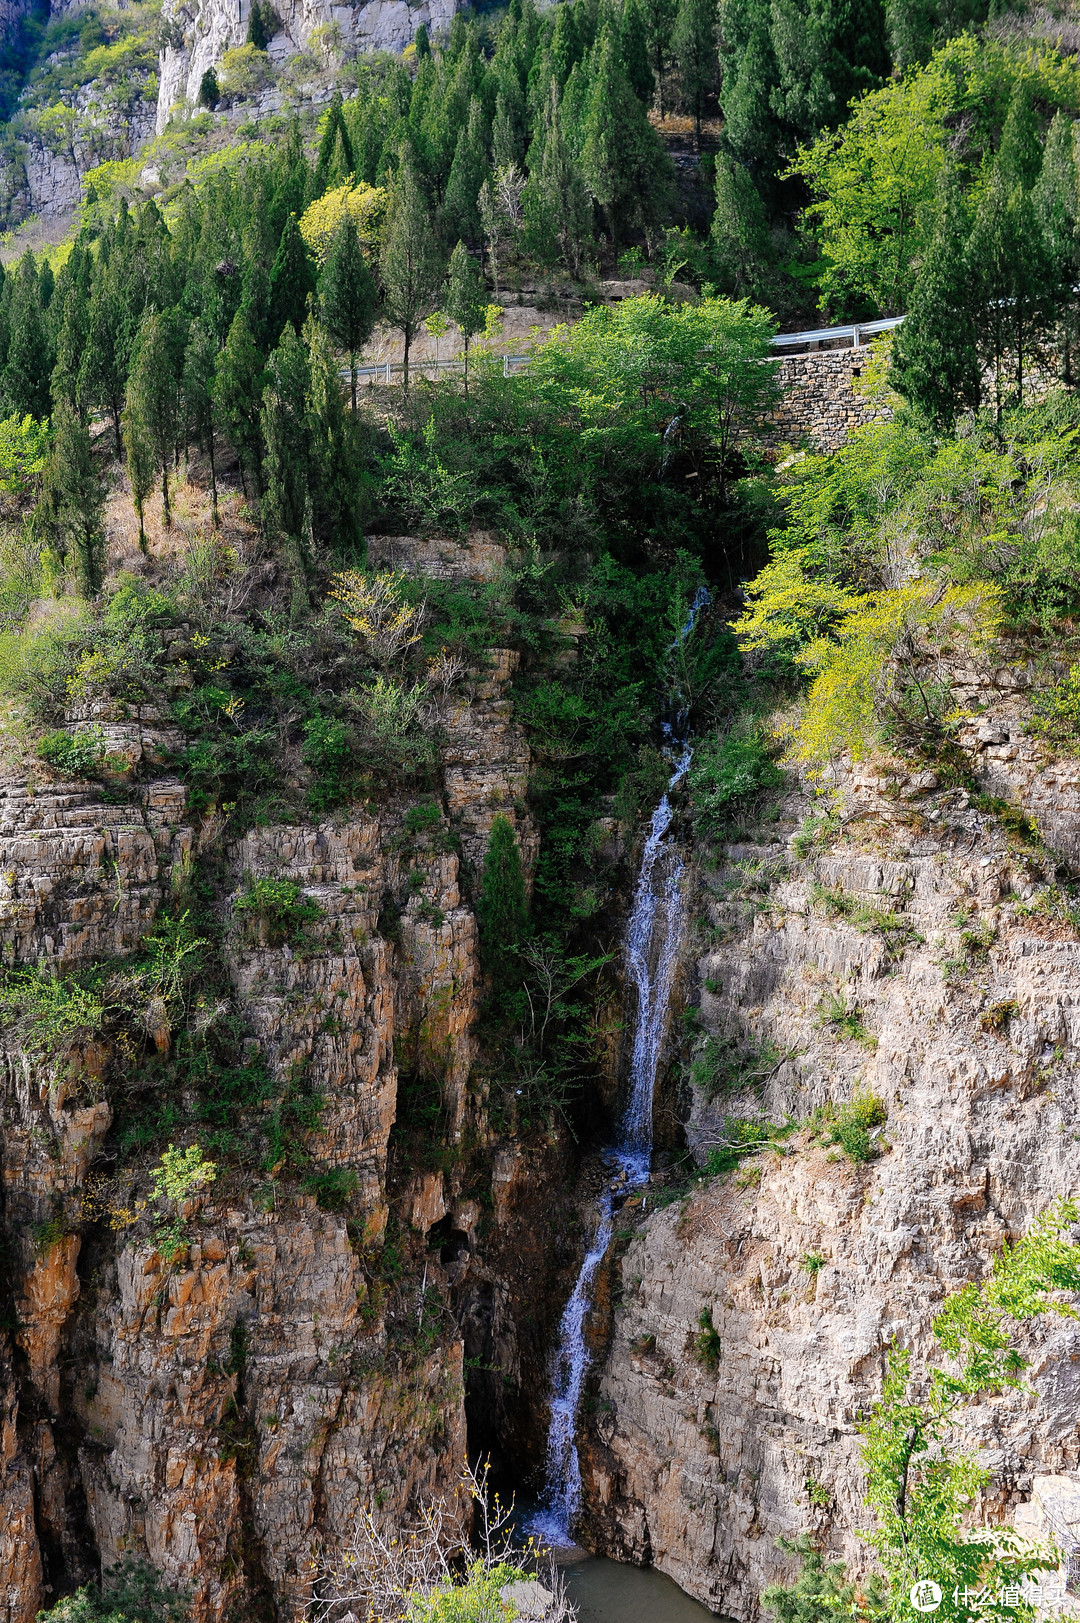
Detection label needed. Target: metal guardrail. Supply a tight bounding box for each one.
[351,315,906,384]
[770,315,905,351]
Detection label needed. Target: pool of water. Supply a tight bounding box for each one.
[559,1552,720,1622]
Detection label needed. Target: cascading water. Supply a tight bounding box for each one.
[530,587,709,1546]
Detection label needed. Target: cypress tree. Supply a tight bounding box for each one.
[1034,110,1080,381]
[672,0,717,142]
[320,214,379,413]
[445,241,487,393]
[268,214,316,341]
[78,278,126,456]
[37,400,105,593]
[524,80,590,275]
[315,90,356,193]
[710,153,773,298]
[492,90,522,171]
[580,24,667,254]
[4,252,51,421]
[214,303,265,496]
[379,146,445,391]
[969,142,1052,414]
[183,318,220,526]
[621,0,655,106]
[305,314,360,556]
[891,167,980,431]
[444,97,488,246]
[50,250,90,416]
[261,324,313,580]
[477,814,528,975]
[551,2,581,83]
[640,0,676,117]
[125,311,180,530]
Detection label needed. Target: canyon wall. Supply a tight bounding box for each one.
[0,538,577,1623]
[582,673,1080,1615]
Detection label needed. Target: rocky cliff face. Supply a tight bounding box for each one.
[155,0,461,131]
[0,536,576,1623]
[580,673,1080,1616]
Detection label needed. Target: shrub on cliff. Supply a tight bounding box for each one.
[477,814,529,977]
[37,1556,189,1622]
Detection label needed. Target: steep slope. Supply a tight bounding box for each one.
[581,681,1080,1616]
[0,533,579,1623]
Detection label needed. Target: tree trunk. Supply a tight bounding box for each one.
[161,460,171,528]
[208,422,219,528]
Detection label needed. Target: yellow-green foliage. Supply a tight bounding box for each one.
[298,181,386,263]
[219,43,272,97]
[787,580,1000,769]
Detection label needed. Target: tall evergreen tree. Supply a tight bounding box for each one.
[523,80,591,275]
[379,146,445,391]
[214,303,265,496]
[891,167,981,431]
[1034,110,1080,382]
[445,241,487,393]
[551,2,582,83]
[79,278,126,455]
[621,0,655,105]
[315,89,356,193]
[305,315,360,555]
[125,311,180,529]
[183,319,220,526]
[37,400,105,593]
[580,24,669,253]
[50,249,90,417]
[268,214,317,341]
[444,97,489,245]
[477,813,528,978]
[968,88,1054,418]
[4,252,51,421]
[710,153,773,298]
[320,215,379,412]
[261,324,313,579]
[672,0,717,141]
[640,0,677,116]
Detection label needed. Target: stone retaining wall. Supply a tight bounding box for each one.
[765,345,890,453]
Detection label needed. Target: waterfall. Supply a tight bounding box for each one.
[529,586,708,1547]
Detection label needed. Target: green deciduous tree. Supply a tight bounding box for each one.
[860,1202,1080,1623]
[379,146,444,391]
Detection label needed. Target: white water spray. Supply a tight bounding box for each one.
[530,587,709,1545]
